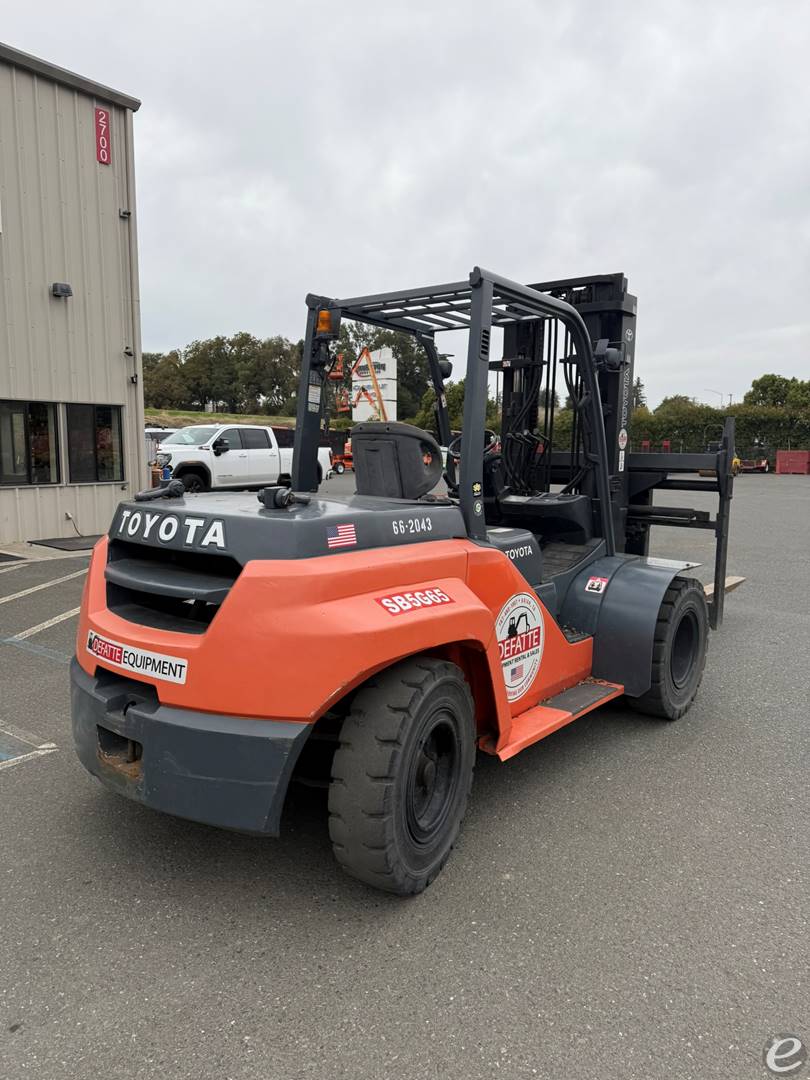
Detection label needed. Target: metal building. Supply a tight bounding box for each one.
[0,42,145,546]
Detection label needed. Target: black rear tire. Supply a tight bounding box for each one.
[329,658,475,895]
[179,470,208,493]
[627,576,709,720]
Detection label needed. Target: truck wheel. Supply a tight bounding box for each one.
[180,470,208,493]
[334,462,345,475]
[329,658,475,895]
[628,576,709,720]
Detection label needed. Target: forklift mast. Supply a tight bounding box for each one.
[528,274,637,546]
[523,274,735,628]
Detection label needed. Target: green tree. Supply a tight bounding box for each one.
[144,352,190,409]
[413,379,499,434]
[786,380,810,409]
[223,332,299,414]
[631,376,647,410]
[276,339,304,415]
[242,335,301,415]
[654,395,700,413]
[182,336,236,411]
[142,351,163,381]
[744,374,793,407]
[228,332,265,412]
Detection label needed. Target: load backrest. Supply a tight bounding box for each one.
[352,422,442,500]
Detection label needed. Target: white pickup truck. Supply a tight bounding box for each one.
[155,424,332,493]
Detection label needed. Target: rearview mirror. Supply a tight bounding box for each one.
[438,359,453,380]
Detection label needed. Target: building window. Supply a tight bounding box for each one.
[0,400,59,485]
[67,404,124,483]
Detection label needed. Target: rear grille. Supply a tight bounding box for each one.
[105,540,242,634]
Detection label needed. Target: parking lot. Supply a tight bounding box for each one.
[1,474,808,1080]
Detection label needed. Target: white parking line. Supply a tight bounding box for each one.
[0,562,27,576]
[1,722,52,746]
[0,746,58,772]
[0,569,86,607]
[0,724,58,772]
[11,607,81,640]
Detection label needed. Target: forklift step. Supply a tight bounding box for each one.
[482,678,624,761]
[540,539,603,582]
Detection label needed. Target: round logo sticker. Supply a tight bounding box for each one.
[618,428,628,450]
[496,592,545,702]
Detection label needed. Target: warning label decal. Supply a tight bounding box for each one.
[585,576,609,594]
[495,592,544,702]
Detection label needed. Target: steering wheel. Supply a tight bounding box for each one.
[444,430,499,492]
[447,429,499,462]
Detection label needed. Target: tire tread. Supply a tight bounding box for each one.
[627,576,708,720]
[328,657,475,895]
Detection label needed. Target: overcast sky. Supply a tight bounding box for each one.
[5,1,809,405]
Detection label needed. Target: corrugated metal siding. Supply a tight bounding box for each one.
[0,55,145,544]
[0,483,126,542]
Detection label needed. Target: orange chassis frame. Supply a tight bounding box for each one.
[77,537,622,763]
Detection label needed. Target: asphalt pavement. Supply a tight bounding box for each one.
[1,474,808,1080]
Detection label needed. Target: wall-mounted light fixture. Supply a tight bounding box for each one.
[51,282,73,298]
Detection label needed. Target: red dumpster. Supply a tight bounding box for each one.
[776,450,810,475]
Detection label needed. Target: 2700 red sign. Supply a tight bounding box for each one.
[376,588,454,616]
[95,108,111,165]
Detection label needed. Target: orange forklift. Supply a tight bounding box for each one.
[71,268,736,894]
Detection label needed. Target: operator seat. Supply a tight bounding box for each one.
[352,422,443,500]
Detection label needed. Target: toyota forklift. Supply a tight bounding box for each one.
[71,267,735,895]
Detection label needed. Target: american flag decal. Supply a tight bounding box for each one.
[327,523,357,549]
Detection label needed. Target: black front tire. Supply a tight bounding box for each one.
[627,576,709,720]
[329,658,476,895]
[334,462,345,475]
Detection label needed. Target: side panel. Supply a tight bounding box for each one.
[77,538,598,751]
[561,557,692,697]
[465,547,593,723]
[77,540,503,723]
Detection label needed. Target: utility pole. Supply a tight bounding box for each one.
[705,389,732,407]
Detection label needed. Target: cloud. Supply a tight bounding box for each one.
[4,0,809,404]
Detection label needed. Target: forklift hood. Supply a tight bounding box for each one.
[108,491,467,565]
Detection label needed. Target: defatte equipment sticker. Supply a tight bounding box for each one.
[618,428,628,450]
[585,575,609,594]
[496,592,544,701]
[87,630,188,684]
